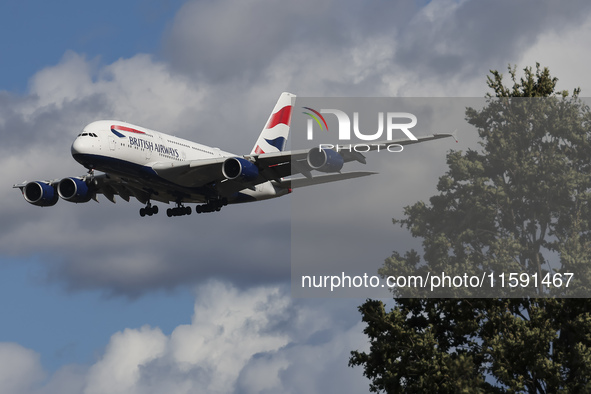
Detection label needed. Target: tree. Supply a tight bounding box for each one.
[350,64,591,393]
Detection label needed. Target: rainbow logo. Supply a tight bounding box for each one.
[110,125,146,138]
[302,107,329,132]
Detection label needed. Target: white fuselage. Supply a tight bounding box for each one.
[71,120,288,204]
[73,120,232,168]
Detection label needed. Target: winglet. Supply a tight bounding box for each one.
[433,130,458,143]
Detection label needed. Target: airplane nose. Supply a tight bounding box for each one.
[71,136,94,158]
[71,137,84,156]
[71,137,95,169]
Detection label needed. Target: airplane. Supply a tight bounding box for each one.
[13,92,454,217]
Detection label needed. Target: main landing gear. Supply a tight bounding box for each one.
[139,199,229,218]
[167,203,192,217]
[140,202,158,217]
[195,198,228,214]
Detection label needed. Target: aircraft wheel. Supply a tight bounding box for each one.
[167,208,172,217]
[185,206,192,215]
[140,208,146,217]
[152,205,159,215]
[196,205,202,214]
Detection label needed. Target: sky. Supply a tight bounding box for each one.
[2,0,591,393]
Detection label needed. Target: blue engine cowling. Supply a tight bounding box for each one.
[222,157,259,181]
[307,148,344,173]
[23,181,59,207]
[57,177,92,203]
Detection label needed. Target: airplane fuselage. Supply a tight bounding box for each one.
[73,120,231,178]
[71,120,289,207]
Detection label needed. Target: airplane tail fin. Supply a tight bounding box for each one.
[251,92,295,155]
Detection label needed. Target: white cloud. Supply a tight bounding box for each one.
[84,326,167,394]
[29,52,97,111]
[0,343,45,394]
[164,0,333,81]
[0,281,370,394]
[164,282,290,392]
[519,12,591,94]
[26,51,207,133]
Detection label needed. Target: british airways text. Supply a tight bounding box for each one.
[129,136,179,157]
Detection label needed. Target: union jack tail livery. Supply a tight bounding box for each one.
[251,92,294,155]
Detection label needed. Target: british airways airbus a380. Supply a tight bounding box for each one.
[14,92,453,217]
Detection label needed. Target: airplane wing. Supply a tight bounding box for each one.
[151,158,227,187]
[14,173,183,205]
[149,132,455,197]
[276,171,378,189]
[248,132,456,178]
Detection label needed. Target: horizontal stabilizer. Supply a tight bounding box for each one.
[278,171,377,189]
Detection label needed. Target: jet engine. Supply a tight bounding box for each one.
[57,177,92,203]
[306,148,344,173]
[222,157,259,181]
[22,181,59,207]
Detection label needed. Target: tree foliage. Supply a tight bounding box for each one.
[350,64,591,393]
